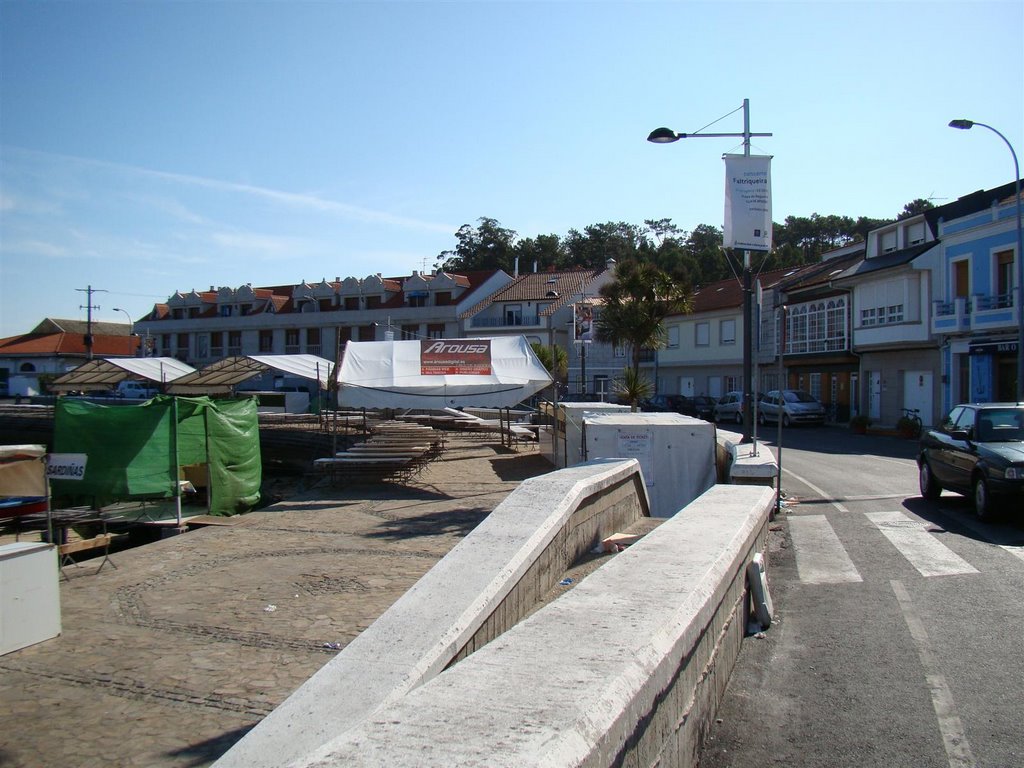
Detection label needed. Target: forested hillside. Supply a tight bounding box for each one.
[436,199,935,288]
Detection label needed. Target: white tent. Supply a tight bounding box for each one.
[337,336,552,409]
[49,357,196,391]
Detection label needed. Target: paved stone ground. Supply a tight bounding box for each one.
[0,435,551,768]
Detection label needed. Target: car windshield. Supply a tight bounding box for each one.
[784,391,816,403]
[974,408,1024,442]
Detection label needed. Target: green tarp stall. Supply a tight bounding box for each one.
[50,395,261,516]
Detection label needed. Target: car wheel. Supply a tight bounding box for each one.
[782,413,791,428]
[973,475,994,520]
[918,461,941,500]
[734,411,743,425]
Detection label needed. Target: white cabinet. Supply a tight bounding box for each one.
[0,542,61,655]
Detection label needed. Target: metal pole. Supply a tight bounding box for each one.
[775,305,787,517]
[741,98,754,443]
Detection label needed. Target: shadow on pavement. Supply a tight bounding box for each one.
[365,506,491,541]
[165,724,255,767]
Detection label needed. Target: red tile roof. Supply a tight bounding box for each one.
[0,331,138,357]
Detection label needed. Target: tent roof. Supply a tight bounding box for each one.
[49,357,196,391]
[168,354,334,395]
[337,336,552,409]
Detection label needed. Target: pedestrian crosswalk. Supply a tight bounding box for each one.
[789,510,1014,584]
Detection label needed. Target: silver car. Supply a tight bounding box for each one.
[713,391,747,424]
[758,389,825,427]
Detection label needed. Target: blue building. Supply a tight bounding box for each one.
[926,181,1022,410]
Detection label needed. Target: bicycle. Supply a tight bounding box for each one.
[899,408,923,438]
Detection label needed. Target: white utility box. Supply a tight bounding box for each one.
[1,542,61,655]
[583,412,717,517]
[542,402,632,468]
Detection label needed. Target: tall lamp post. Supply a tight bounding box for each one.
[949,118,1024,401]
[648,98,772,441]
[112,307,136,357]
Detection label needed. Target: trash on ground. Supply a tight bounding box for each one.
[558,577,573,586]
[264,604,277,612]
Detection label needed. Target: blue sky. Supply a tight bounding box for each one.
[1,1,1021,338]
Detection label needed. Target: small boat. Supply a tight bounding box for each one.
[1,444,49,519]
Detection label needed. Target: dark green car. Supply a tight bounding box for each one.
[917,403,1024,519]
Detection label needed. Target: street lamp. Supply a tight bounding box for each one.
[949,118,1024,401]
[112,307,136,356]
[648,99,773,441]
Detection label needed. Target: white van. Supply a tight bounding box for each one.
[116,380,159,399]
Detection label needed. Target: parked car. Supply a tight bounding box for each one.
[758,390,825,427]
[116,380,159,399]
[917,402,1024,519]
[713,391,755,424]
[641,394,716,420]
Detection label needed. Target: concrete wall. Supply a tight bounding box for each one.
[215,458,651,768]
[296,484,775,767]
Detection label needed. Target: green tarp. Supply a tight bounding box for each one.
[51,395,261,515]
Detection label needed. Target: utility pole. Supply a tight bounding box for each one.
[76,285,108,360]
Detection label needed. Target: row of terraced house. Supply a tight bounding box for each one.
[1,180,1019,427]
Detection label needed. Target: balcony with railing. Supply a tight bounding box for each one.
[470,315,541,329]
[931,296,971,335]
[932,293,1019,335]
[305,344,322,356]
[971,291,1018,332]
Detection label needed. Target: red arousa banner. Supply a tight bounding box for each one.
[420,339,492,375]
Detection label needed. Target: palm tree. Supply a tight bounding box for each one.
[595,260,692,377]
[531,342,567,386]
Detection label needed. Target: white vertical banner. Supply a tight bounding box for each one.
[723,154,773,250]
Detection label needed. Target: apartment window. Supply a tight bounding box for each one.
[338,327,352,345]
[188,308,201,319]
[210,332,223,356]
[259,330,274,353]
[366,296,382,310]
[196,334,209,359]
[953,260,970,299]
[220,305,232,317]
[306,327,321,355]
[175,333,189,359]
[504,304,523,325]
[427,324,445,339]
[614,344,626,358]
[358,325,376,341]
[668,325,680,348]
[344,296,360,310]
[594,375,610,397]
[881,230,897,253]
[318,298,333,311]
[435,291,452,306]
[285,329,300,353]
[407,294,427,308]
[996,249,1015,305]
[905,221,925,245]
[887,304,904,323]
[720,319,736,346]
[228,331,242,355]
[695,322,710,346]
[401,324,419,340]
[239,304,252,316]
[861,308,876,327]
[724,376,739,392]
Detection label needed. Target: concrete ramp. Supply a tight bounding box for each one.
[215,458,650,768]
[297,483,775,767]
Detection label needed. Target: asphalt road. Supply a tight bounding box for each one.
[700,426,1024,768]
